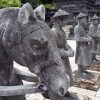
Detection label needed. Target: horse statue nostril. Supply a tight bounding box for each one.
[59,87,64,96]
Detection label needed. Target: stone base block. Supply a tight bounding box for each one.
[87,65,100,71]
[74,73,100,91]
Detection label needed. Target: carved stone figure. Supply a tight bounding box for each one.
[74,13,93,79]
[96,23,100,55]
[0,3,70,100]
[88,14,100,61]
[52,9,74,86]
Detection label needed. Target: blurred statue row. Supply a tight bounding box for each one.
[51,9,100,80]
[38,5,100,81]
[74,13,100,79]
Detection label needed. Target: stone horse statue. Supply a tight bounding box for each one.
[0,3,74,100]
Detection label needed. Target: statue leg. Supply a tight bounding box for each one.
[0,65,26,100]
[62,58,73,86]
[78,65,93,79]
[78,65,84,76]
[7,72,26,100]
[0,44,26,100]
[66,59,73,86]
[1,95,25,100]
[91,53,96,61]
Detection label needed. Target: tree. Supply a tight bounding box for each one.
[0,0,21,8]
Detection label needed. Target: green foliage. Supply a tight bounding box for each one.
[44,3,54,9]
[0,0,21,8]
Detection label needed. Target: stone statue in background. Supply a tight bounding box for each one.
[0,3,71,100]
[96,23,100,56]
[52,9,74,86]
[52,9,74,88]
[74,13,93,79]
[88,14,100,62]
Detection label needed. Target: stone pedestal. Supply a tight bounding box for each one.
[74,72,100,91]
[87,55,100,71]
[87,65,100,71]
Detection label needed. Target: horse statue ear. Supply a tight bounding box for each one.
[17,3,36,25]
[34,4,45,21]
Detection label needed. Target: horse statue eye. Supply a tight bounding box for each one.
[32,44,38,48]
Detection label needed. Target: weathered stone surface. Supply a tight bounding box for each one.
[96,88,100,98]
[74,73,100,91]
[87,65,100,71]
[0,3,73,100]
[74,12,93,80]
[0,84,46,96]
[95,97,100,100]
[68,87,96,100]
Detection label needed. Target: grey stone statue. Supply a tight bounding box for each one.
[52,9,74,86]
[96,23,100,55]
[88,14,100,61]
[0,3,71,100]
[74,13,93,79]
[50,9,82,100]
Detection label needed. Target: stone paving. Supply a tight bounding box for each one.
[14,40,100,100]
